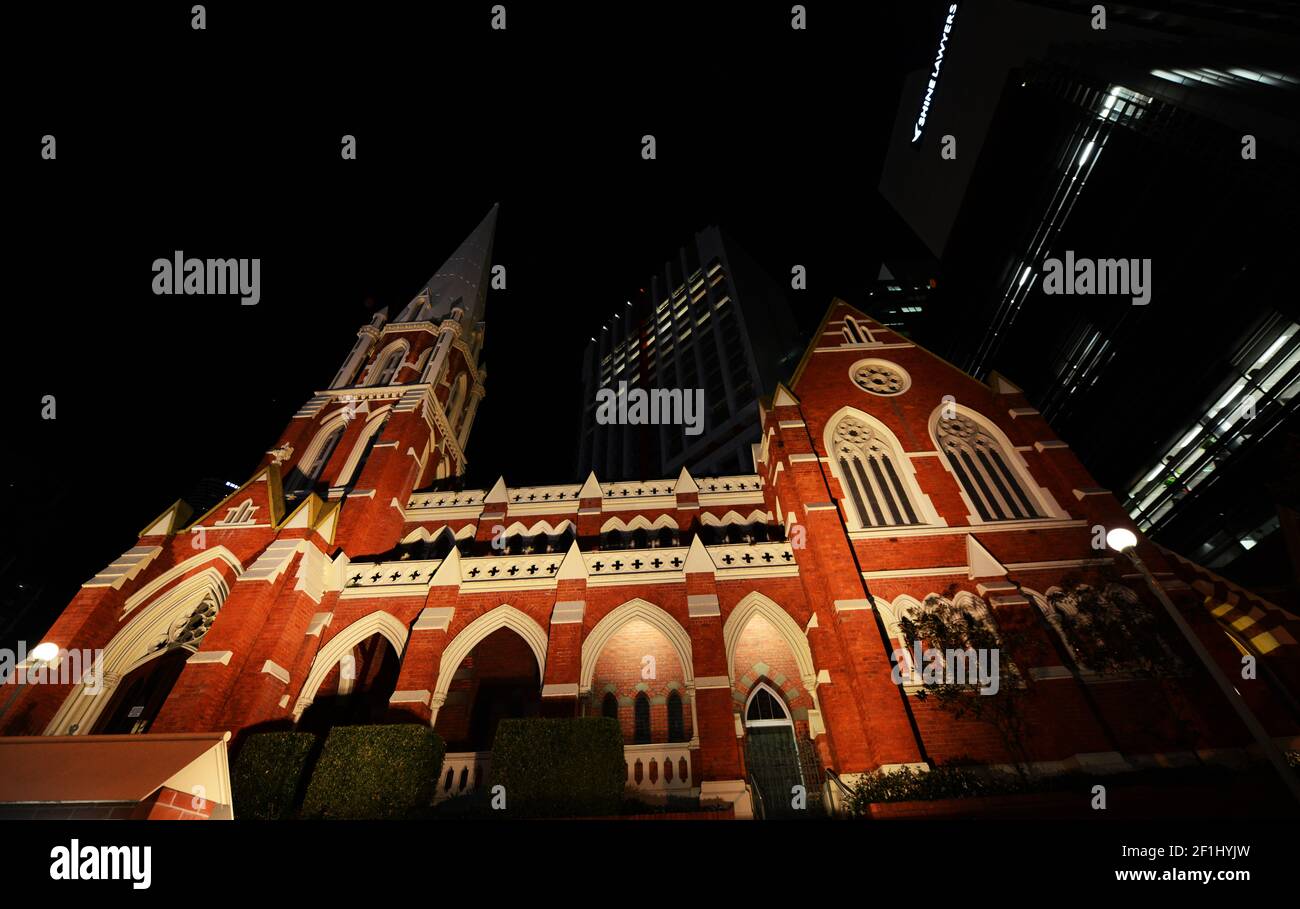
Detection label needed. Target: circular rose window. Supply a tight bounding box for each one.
[850,359,910,396]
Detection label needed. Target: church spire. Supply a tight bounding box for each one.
[396,203,499,327]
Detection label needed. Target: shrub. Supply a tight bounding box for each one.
[231,731,317,820]
[844,765,1019,814]
[489,717,626,817]
[301,724,445,819]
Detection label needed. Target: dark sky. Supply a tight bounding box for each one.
[3,2,950,643]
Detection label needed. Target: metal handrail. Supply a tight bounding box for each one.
[746,774,767,820]
[824,768,854,817]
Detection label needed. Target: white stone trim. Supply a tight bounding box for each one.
[261,660,290,684]
[551,600,585,624]
[694,675,731,690]
[389,689,431,705]
[85,545,164,590]
[833,598,873,612]
[305,612,334,636]
[414,606,455,632]
[541,683,580,698]
[687,594,721,618]
[188,650,233,666]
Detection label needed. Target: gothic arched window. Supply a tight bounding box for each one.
[633,692,651,744]
[828,412,924,529]
[601,692,618,720]
[666,690,685,742]
[285,423,345,496]
[934,411,1043,521]
[369,346,405,387]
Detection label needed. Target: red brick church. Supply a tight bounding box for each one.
[4,206,1298,819]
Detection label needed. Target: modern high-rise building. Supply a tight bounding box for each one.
[577,227,800,481]
[879,0,1300,604]
[863,260,942,339]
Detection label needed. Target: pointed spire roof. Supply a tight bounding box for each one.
[556,540,588,581]
[673,466,698,495]
[877,263,895,282]
[398,203,499,328]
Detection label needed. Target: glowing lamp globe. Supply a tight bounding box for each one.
[1105,528,1138,552]
[30,642,59,663]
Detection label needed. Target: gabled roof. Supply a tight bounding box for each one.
[785,297,1006,395]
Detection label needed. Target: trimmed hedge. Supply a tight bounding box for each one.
[489,717,626,817]
[232,731,317,820]
[301,724,446,819]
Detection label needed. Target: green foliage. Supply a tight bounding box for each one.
[231,731,317,820]
[844,765,1010,812]
[489,717,626,817]
[300,724,445,820]
[1046,573,1178,677]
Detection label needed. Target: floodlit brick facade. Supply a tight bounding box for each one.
[5,206,1299,818]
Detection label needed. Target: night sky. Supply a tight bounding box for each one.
[3,2,950,644]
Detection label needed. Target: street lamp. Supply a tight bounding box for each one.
[1106,527,1300,805]
[30,641,59,663]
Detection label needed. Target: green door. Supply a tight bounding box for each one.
[745,725,805,818]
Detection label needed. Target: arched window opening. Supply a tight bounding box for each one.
[829,413,922,528]
[745,685,790,725]
[666,691,685,742]
[298,634,401,733]
[935,412,1042,521]
[92,649,190,735]
[285,423,345,498]
[338,416,389,491]
[369,347,405,387]
[601,692,619,720]
[633,692,651,744]
[447,373,469,430]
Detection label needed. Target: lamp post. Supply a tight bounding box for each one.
[1105,528,1300,805]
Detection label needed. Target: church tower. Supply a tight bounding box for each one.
[0,206,499,738]
[272,203,497,557]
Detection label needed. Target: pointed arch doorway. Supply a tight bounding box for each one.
[742,683,806,819]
